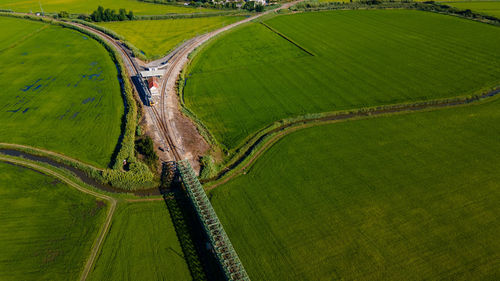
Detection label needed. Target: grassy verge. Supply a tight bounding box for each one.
[181,9,500,174]
[210,95,500,280]
[88,201,193,281]
[0,13,154,190]
[0,160,108,280]
[203,88,500,187]
[96,15,245,60]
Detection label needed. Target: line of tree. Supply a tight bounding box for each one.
[90,6,134,22]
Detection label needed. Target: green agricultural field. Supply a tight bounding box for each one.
[0,161,107,280]
[447,1,500,17]
[0,16,124,167]
[210,98,500,280]
[89,202,192,281]
[98,16,244,59]
[184,10,500,151]
[0,0,213,15]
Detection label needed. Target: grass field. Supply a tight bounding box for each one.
[0,0,213,15]
[210,98,500,280]
[447,1,500,17]
[0,161,108,280]
[89,202,192,281]
[184,10,500,151]
[98,16,244,59]
[0,16,124,167]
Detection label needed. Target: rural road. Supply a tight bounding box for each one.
[0,156,117,281]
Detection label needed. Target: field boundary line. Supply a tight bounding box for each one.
[206,88,500,190]
[259,21,315,56]
[0,156,117,281]
[0,24,48,53]
[0,143,103,171]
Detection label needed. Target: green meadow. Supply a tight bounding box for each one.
[447,1,500,17]
[0,0,213,15]
[0,161,107,280]
[89,202,192,281]
[184,10,500,151]
[0,16,124,167]
[98,16,244,59]
[210,98,500,280]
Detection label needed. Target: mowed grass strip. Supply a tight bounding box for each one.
[210,98,500,280]
[184,10,500,150]
[0,17,124,167]
[0,161,108,281]
[98,16,244,59]
[89,202,192,281]
[0,0,214,15]
[447,1,500,17]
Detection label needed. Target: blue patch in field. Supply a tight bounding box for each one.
[59,109,71,120]
[22,108,29,113]
[82,97,95,104]
[21,52,28,56]
[87,72,102,80]
[82,36,88,40]
[34,85,42,90]
[90,62,97,66]
[7,108,21,113]
[71,112,79,119]
[21,79,41,92]
[94,96,103,108]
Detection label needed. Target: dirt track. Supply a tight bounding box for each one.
[0,156,116,281]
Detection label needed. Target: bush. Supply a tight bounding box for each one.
[58,11,69,18]
[90,6,134,22]
[135,136,159,167]
[199,155,217,180]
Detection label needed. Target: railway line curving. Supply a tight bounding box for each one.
[65,0,303,167]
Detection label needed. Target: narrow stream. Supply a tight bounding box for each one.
[0,149,160,196]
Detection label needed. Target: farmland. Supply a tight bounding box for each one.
[98,16,245,59]
[447,1,500,17]
[88,202,192,281]
[0,0,214,15]
[210,97,500,280]
[0,16,124,167]
[0,161,108,280]
[183,10,500,151]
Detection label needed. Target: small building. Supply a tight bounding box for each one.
[148,77,160,96]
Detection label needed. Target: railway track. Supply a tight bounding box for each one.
[70,21,183,161]
[68,0,302,166]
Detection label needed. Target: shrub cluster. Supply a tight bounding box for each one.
[135,136,159,168]
[90,6,134,22]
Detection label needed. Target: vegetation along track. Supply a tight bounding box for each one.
[0,156,117,281]
[69,20,182,161]
[62,0,303,167]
